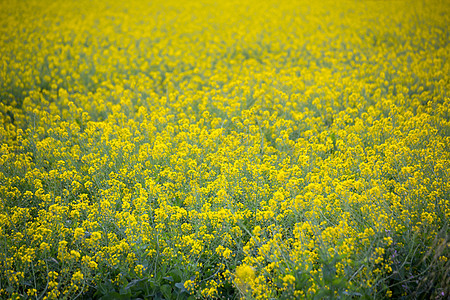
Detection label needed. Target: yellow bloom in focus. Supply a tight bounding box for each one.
[282,274,296,286]
[235,264,255,293]
[184,279,195,293]
[89,260,98,270]
[74,227,85,240]
[223,247,232,259]
[70,250,81,260]
[40,242,50,252]
[273,190,285,202]
[71,271,84,283]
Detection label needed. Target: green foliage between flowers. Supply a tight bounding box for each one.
[1,0,449,299]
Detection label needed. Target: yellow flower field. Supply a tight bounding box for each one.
[1,0,449,299]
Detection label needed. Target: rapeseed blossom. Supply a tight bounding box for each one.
[1,0,449,299]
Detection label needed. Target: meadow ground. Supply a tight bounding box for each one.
[0,0,449,299]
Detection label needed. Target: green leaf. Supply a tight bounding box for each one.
[124,278,147,290]
[118,287,132,296]
[160,284,172,299]
[313,289,332,300]
[95,280,115,297]
[342,290,363,297]
[331,277,346,289]
[99,291,131,300]
[153,293,164,300]
[322,263,336,282]
[169,269,182,282]
[175,282,187,294]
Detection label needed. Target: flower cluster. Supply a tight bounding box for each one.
[1,0,449,299]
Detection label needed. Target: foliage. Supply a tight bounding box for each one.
[1,0,449,299]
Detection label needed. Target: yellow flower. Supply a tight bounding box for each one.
[235,264,256,288]
[282,274,296,286]
[71,271,84,283]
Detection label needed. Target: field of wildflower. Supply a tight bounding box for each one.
[1,0,449,299]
